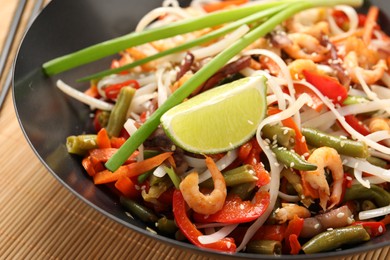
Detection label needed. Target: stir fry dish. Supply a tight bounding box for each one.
[43,0,390,255]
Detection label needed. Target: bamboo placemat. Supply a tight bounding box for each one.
[0,1,389,259]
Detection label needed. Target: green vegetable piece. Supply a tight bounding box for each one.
[366,156,388,169]
[106,86,135,137]
[79,3,288,81]
[301,127,369,158]
[120,196,158,223]
[272,146,317,171]
[343,184,390,207]
[302,225,370,254]
[66,134,98,155]
[157,217,178,235]
[246,240,282,255]
[43,1,290,76]
[163,166,181,189]
[262,124,296,149]
[343,95,369,105]
[230,182,257,201]
[361,200,377,211]
[200,164,258,189]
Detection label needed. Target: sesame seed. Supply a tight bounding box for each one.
[240,204,245,210]
[171,145,176,151]
[301,136,306,143]
[379,226,384,233]
[346,176,353,181]
[290,162,295,168]
[272,134,277,140]
[283,129,289,135]
[337,212,345,218]
[327,228,334,231]
[274,162,280,167]
[354,162,359,168]
[314,223,320,229]
[340,141,345,147]
[247,120,254,125]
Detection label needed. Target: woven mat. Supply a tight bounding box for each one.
[0,1,389,259]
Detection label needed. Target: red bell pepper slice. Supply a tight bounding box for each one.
[284,215,304,255]
[352,221,386,237]
[302,70,348,105]
[104,79,140,99]
[193,191,270,224]
[344,115,371,136]
[241,138,270,186]
[172,190,237,253]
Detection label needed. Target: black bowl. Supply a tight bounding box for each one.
[13,0,390,259]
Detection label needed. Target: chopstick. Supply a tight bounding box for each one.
[0,0,45,111]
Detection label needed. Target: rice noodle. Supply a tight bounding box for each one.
[381,72,390,88]
[183,155,207,168]
[135,7,191,32]
[353,168,370,188]
[342,155,390,182]
[198,149,238,183]
[237,94,312,252]
[356,68,390,114]
[328,5,358,40]
[242,49,300,125]
[56,80,114,111]
[371,84,390,99]
[192,25,250,60]
[352,176,386,186]
[124,118,144,161]
[359,205,390,220]
[278,191,300,202]
[197,224,238,244]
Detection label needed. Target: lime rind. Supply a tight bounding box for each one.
[161,76,267,154]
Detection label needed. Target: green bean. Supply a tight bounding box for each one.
[272,147,317,171]
[157,217,177,235]
[301,127,369,158]
[106,87,135,137]
[343,184,390,207]
[302,225,370,254]
[361,200,377,211]
[66,134,98,155]
[120,196,158,223]
[366,156,388,169]
[200,164,258,189]
[230,182,257,200]
[262,124,295,149]
[246,240,282,255]
[96,110,110,129]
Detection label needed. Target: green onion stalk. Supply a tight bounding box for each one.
[104,0,363,172]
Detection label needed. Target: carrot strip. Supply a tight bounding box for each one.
[97,128,112,149]
[115,176,139,198]
[363,6,379,45]
[94,152,173,184]
[203,0,248,13]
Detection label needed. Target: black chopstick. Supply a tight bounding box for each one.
[0,0,45,111]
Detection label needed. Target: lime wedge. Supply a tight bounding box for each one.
[161,76,267,154]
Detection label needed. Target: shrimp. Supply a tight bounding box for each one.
[275,203,311,223]
[285,8,329,39]
[344,51,387,85]
[343,37,388,84]
[368,117,390,132]
[179,156,226,215]
[301,147,344,211]
[282,33,329,62]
